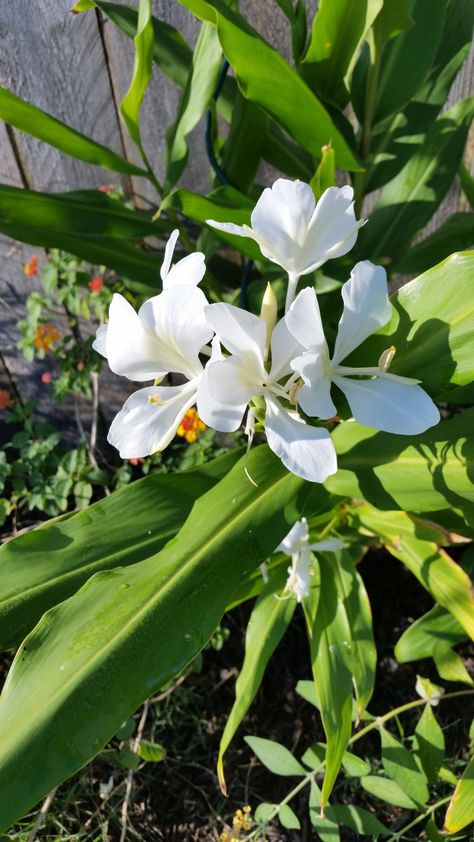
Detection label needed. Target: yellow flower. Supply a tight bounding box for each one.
[176,406,206,444]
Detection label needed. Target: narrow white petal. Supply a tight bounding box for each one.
[333,376,440,434]
[285,548,311,602]
[93,324,108,358]
[108,383,196,459]
[269,317,304,383]
[291,351,337,419]
[264,396,337,483]
[308,537,345,552]
[332,261,391,366]
[197,357,251,432]
[106,294,166,382]
[138,287,212,379]
[206,219,249,237]
[164,252,206,288]
[160,229,179,282]
[205,302,266,365]
[285,287,328,356]
[276,518,308,554]
[301,185,363,275]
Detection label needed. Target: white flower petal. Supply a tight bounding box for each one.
[302,185,364,275]
[269,317,304,383]
[138,287,212,379]
[308,537,345,551]
[276,518,308,554]
[105,294,167,382]
[206,220,249,237]
[332,261,391,366]
[197,357,251,432]
[108,383,197,458]
[285,547,311,602]
[264,396,337,483]
[291,351,337,419]
[164,252,206,288]
[93,324,108,358]
[333,376,440,434]
[250,179,316,273]
[285,287,328,355]
[160,229,179,282]
[205,302,266,365]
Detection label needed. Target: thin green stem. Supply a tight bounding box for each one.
[317,513,344,541]
[385,794,452,841]
[350,689,474,747]
[244,764,324,840]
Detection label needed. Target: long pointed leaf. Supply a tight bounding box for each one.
[218,566,296,792]
[0,449,243,650]
[120,0,154,157]
[0,87,147,177]
[0,446,308,831]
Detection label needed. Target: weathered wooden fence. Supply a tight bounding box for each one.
[0,0,472,419]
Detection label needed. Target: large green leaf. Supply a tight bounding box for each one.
[75,1,193,89]
[178,0,361,170]
[395,604,468,664]
[444,755,474,833]
[0,447,309,831]
[327,411,474,523]
[347,252,474,402]
[0,86,147,177]
[300,0,383,108]
[394,214,474,275]
[365,0,474,192]
[161,185,261,260]
[218,566,296,792]
[0,449,243,651]
[414,704,445,785]
[120,0,154,157]
[350,506,474,639]
[221,94,269,192]
[305,554,353,809]
[352,0,445,124]
[164,22,222,193]
[357,99,474,261]
[0,185,166,291]
[333,549,376,720]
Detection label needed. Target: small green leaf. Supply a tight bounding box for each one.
[380,726,429,806]
[244,737,306,777]
[302,742,370,777]
[278,804,300,830]
[136,739,166,762]
[360,775,418,809]
[331,803,389,835]
[413,704,445,785]
[433,644,474,686]
[254,802,275,824]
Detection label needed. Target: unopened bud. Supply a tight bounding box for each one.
[378,345,396,371]
[260,282,278,361]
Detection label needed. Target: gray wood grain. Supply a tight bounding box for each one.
[0,0,130,192]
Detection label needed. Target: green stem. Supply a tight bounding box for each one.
[245,764,324,840]
[385,794,452,841]
[353,40,382,216]
[349,689,474,747]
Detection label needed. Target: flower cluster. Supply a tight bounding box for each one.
[220,804,253,841]
[95,179,439,483]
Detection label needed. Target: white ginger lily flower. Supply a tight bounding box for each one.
[276,518,345,602]
[286,260,440,435]
[196,303,337,483]
[207,179,364,311]
[93,232,213,458]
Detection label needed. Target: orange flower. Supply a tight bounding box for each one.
[77,361,85,372]
[34,323,60,352]
[177,407,206,444]
[24,255,38,277]
[99,184,115,194]
[41,371,53,384]
[128,457,145,466]
[0,390,13,409]
[88,275,104,294]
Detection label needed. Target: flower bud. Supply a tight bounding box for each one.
[260,282,278,361]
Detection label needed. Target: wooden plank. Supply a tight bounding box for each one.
[0,0,130,193]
